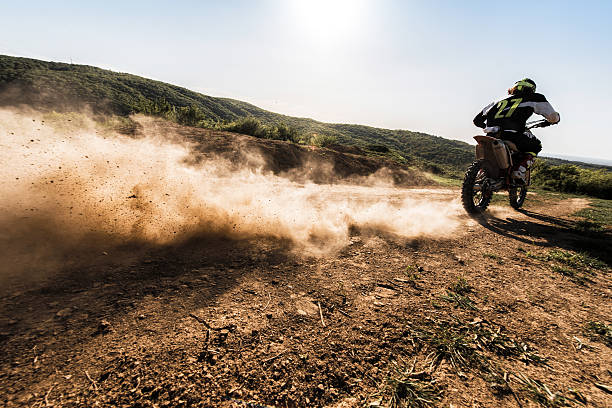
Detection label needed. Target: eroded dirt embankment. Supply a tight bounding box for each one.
[0,109,456,288]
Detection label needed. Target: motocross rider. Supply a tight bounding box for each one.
[473,78,560,182]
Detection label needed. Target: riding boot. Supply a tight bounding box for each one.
[511,153,536,182]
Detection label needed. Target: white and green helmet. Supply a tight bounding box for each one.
[513,78,536,92]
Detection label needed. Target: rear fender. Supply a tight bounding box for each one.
[474,135,498,145]
[474,135,496,161]
[473,136,504,176]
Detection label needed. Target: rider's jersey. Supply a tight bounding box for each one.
[473,92,560,132]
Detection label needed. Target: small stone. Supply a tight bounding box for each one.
[137,314,146,320]
[95,319,112,335]
[218,329,230,343]
[56,307,73,318]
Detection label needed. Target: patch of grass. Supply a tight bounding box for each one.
[441,291,478,310]
[441,278,477,310]
[584,321,612,348]
[472,322,548,366]
[424,173,462,187]
[381,361,442,408]
[574,198,612,227]
[405,264,424,274]
[448,277,473,295]
[574,219,605,233]
[404,319,556,406]
[415,323,486,371]
[513,373,586,407]
[483,252,504,264]
[547,250,607,270]
[412,319,547,373]
[551,265,592,285]
[403,265,424,288]
[401,273,420,289]
[526,251,547,261]
[527,249,608,285]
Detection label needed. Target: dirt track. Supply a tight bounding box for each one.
[1,188,611,407]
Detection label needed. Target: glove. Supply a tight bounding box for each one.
[484,126,501,134]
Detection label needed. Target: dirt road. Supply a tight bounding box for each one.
[1,188,611,407]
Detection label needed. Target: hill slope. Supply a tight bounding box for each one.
[0,54,474,173]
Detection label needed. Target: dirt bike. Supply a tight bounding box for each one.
[461,119,553,214]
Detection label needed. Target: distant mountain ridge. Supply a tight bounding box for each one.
[543,153,612,169]
[0,54,474,174]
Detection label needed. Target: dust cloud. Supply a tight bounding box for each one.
[0,108,463,282]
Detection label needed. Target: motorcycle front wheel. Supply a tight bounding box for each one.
[509,185,527,209]
[461,160,493,214]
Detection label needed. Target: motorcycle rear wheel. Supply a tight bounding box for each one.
[462,160,493,214]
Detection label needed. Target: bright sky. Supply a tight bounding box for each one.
[2,0,611,161]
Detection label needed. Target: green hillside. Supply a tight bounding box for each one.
[0,54,473,174]
[2,54,611,197]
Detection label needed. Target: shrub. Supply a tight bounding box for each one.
[224,117,266,138]
[308,133,337,148]
[272,122,299,142]
[531,161,612,199]
[366,144,390,153]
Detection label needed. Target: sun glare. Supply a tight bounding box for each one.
[288,0,369,44]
